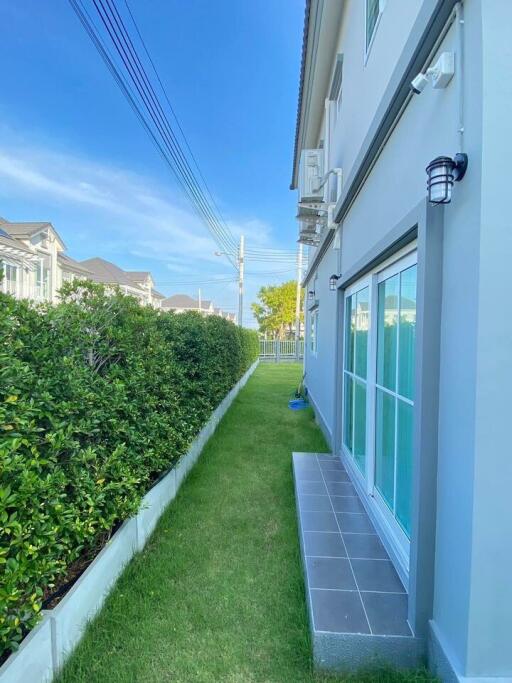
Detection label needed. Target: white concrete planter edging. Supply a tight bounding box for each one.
[0,359,259,683]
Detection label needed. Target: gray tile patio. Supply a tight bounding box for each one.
[293,452,414,645]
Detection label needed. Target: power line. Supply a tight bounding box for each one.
[95,0,237,256]
[123,0,237,252]
[69,0,238,267]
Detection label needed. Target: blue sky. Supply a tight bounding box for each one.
[0,0,304,325]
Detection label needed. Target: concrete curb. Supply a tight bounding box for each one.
[0,360,259,683]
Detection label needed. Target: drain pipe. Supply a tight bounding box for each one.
[455,2,465,153]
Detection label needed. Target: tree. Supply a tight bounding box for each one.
[251,280,304,339]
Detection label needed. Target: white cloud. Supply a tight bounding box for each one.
[0,136,298,326]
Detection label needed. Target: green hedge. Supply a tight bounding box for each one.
[0,281,258,656]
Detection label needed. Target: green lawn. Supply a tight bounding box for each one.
[57,364,434,683]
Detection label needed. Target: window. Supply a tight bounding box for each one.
[328,53,344,121]
[365,0,385,55]
[0,260,18,296]
[341,248,417,552]
[36,259,50,300]
[309,308,318,355]
[375,261,417,536]
[343,283,369,474]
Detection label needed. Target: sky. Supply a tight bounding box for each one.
[0,0,305,326]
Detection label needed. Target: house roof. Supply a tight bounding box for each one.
[0,220,66,250]
[290,0,344,189]
[58,253,94,276]
[290,0,312,189]
[125,271,151,283]
[161,293,199,309]
[152,289,166,300]
[80,257,144,290]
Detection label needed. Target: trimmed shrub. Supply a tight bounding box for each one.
[0,281,258,657]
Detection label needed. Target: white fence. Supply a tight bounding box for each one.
[259,339,304,362]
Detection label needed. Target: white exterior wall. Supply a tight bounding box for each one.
[300,0,512,678]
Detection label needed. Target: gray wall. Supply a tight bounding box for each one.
[300,0,512,677]
[304,244,339,448]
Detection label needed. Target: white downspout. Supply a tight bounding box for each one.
[455,2,465,153]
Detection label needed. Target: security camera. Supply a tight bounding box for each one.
[411,52,455,95]
[411,73,429,94]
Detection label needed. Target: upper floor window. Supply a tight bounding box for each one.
[365,0,385,56]
[329,53,344,121]
[309,308,318,355]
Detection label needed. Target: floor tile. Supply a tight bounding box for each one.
[296,481,327,495]
[336,512,374,533]
[306,557,356,589]
[330,496,366,513]
[298,494,332,512]
[342,533,388,559]
[294,469,324,482]
[322,469,351,483]
[303,531,346,558]
[311,589,370,634]
[326,482,355,496]
[300,509,338,532]
[351,559,405,593]
[315,454,336,461]
[318,459,345,472]
[361,592,412,636]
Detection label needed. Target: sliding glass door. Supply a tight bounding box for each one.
[343,282,370,474]
[375,259,417,536]
[341,248,417,554]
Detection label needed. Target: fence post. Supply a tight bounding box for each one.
[276,339,280,364]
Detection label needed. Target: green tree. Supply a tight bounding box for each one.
[251,280,303,339]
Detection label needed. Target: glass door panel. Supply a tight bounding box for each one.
[375,262,417,538]
[396,400,413,535]
[375,388,395,507]
[343,284,369,475]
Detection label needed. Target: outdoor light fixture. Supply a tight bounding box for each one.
[329,274,340,291]
[426,153,468,204]
[308,290,315,300]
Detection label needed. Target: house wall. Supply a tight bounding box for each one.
[304,244,339,447]
[302,0,512,678]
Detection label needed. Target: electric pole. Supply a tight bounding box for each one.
[295,243,303,359]
[238,234,244,327]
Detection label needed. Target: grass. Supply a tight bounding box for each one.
[57,364,435,683]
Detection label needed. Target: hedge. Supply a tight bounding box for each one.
[0,281,258,657]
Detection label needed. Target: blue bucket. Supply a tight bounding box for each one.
[288,398,308,411]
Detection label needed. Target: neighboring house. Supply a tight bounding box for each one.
[162,294,233,319]
[0,218,90,302]
[0,217,165,309]
[80,257,162,307]
[291,1,511,681]
[125,271,165,309]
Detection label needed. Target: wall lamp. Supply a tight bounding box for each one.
[426,153,468,204]
[329,274,340,291]
[308,290,315,300]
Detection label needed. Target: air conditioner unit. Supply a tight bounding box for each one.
[298,149,324,203]
[298,221,321,247]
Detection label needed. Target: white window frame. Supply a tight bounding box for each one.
[0,258,19,296]
[340,243,417,574]
[309,307,318,356]
[364,0,386,63]
[342,275,372,475]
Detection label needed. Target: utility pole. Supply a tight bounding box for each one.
[295,243,303,359]
[238,234,244,327]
